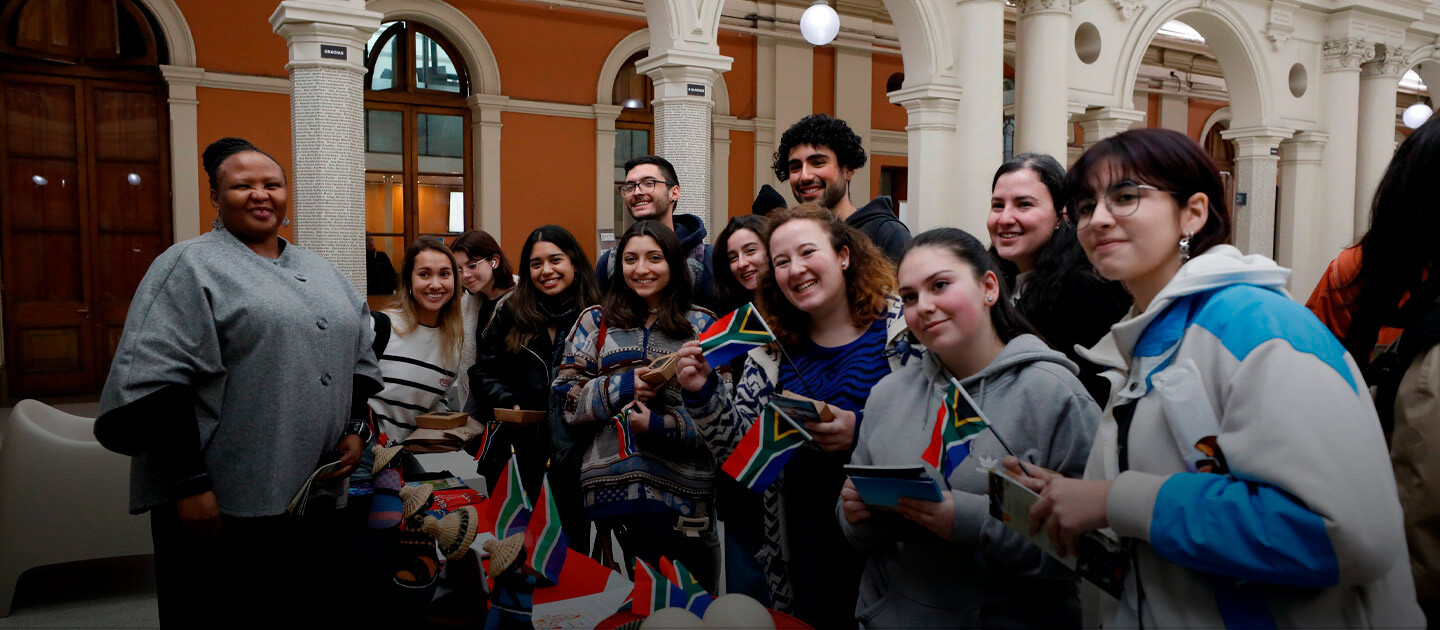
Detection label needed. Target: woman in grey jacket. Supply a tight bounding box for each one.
[839,228,1101,628]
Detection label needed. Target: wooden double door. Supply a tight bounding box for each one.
[0,72,170,397]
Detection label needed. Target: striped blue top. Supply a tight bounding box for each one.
[777,317,893,422]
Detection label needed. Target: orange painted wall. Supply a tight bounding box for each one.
[499,113,595,263]
[813,47,836,117]
[1187,98,1228,141]
[459,0,644,105]
[872,53,906,131]
[193,87,293,242]
[869,154,908,201]
[1147,94,1161,129]
[728,131,756,219]
[172,0,288,77]
[719,33,757,119]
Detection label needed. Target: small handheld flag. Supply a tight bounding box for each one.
[523,473,567,585]
[659,557,714,616]
[626,558,690,615]
[482,450,532,537]
[698,302,776,367]
[608,403,638,460]
[921,379,991,484]
[721,403,811,492]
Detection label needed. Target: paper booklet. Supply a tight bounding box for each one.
[286,458,344,517]
[986,467,1129,599]
[769,391,834,426]
[844,464,944,507]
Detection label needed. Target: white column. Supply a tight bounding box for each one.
[469,94,508,236]
[771,39,813,207]
[159,64,204,243]
[1158,93,1188,133]
[637,51,733,233]
[1318,38,1370,259]
[1074,107,1146,150]
[1277,132,1329,295]
[753,118,777,206]
[1220,127,1290,258]
[835,47,873,202]
[593,104,623,250]
[1013,0,1071,160]
[712,117,734,231]
[270,0,382,290]
[952,0,1006,235]
[1354,45,1405,236]
[889,84,962,232]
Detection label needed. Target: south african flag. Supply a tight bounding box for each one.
[523,473,567,585]
[698,302,776,367]
[921,378,990,483]
[721,403,811,492]
[481,451,531,537]
[626,558,689,615]
[659,557,713,616]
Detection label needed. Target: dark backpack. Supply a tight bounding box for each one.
[1366,302,1440,434]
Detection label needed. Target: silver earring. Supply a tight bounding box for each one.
[986,296,994,302]
[212,216,223,230]
[282,217,291,227]
[1179,232,1193,261]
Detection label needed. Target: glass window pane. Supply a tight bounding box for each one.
[417,175,464,235]
[366,109,403,171]
[415,31,461,93]
[365,234,404,296]
[364,172,405,233]
[367,26,399,91]
[417,114,464,174]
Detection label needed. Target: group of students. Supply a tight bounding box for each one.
[93,110,1436,629]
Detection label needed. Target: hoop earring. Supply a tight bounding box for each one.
[1179,232,1193,262]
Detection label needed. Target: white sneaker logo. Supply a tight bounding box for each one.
[976,455,998,474]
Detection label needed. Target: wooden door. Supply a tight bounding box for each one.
[0,72,168,396]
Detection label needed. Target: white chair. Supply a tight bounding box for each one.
[0,399,153,617]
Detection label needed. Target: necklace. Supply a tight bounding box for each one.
[648,307,659,314]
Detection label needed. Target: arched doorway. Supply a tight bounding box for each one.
[0,0,172,397]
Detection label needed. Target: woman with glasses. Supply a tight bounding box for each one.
[988,153,1131,404]
[1002,128,1422,628]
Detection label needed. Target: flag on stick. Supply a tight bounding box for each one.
[626,558,689,615]
[609,403,638,460]
[721,403,811,492]
[659,557,714,616]
[481,450,531,537]
[921,379,990,482]
[698,302,776,366]
[523,472,567,584]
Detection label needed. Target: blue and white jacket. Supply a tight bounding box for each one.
[1077,245,1424,629]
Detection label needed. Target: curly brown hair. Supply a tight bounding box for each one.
[758,204,894,346]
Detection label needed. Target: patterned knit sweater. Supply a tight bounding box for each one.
[553,305,722,520]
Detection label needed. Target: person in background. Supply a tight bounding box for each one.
[94,137,381,626]
[676,204,922,627]
[988,152,1131,405]
[775,114,910,263]
[450,230,515,413]
[839,227,1098,628]
[555,220,721,590]
[1006,128,1423,629]
[367,235,399,297]
[597,155,716,306]
[752,184,787,216]
[472,225,600,549]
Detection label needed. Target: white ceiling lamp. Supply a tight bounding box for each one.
[1403,102,1433,129]
[800,0,840,47]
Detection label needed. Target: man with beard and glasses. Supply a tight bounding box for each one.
[774,114,911,264]
[598,155,716,306]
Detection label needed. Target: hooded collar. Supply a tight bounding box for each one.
[921,333,1078,407]
[846,196,898,227]
[672,213,709,253]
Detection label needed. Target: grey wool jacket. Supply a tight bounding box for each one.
[838,334,1101,629]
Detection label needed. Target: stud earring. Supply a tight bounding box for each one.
[986,296,994,302]
[282,217,291,227]
[1179,232,1193,261]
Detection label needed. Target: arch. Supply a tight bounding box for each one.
[1402,50,1440,95]
[879,0,957,88]
[598,28,729,114]
[1199,106,1232,144]
[134,0,195,66]
[366,0,501,95]
[1115,0,1270,128]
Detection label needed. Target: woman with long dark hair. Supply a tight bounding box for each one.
[713,214,771,314]
[471,225,599,548]
[451,230,516,412]
[988,152,1130,404]
[838,228,1098,627]
[1003,128,1422,628]
[553,220,721,589]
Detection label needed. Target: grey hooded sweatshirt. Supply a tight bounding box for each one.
[837,334,1101,629]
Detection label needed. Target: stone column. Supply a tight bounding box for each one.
[637,51,733,233]
[593,104,623,252]
[269,0,382,289]
[469,94,508,236]
[1013,0,1071,160]
[1277,132,1329,295]
[952,0,1007,235]
[1355,45,1406,236]
[835,46,874,202]
[1220,127,1290,258]
[159,64,204,242]
[712,116,734,231]
[1074,107,1146,150]
[770,39,813,207]
[1158,93,1189,133]
[1319,38,1371,254]
[889,84,962,231]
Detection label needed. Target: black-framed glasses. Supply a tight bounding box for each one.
[1073,183,1165,230]
[617,179,672,196]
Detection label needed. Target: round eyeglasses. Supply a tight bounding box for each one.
[617,179,672,196]
[1073,183,1165,230]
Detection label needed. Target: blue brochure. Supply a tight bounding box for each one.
[844,464,944,507]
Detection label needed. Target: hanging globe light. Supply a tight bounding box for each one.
[1402,102,1433,129]
[800,0,839,47]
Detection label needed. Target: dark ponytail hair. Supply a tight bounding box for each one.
[904,227,1042,344]
[201,137,284,190]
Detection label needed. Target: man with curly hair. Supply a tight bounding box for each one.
[774,114,911,263]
